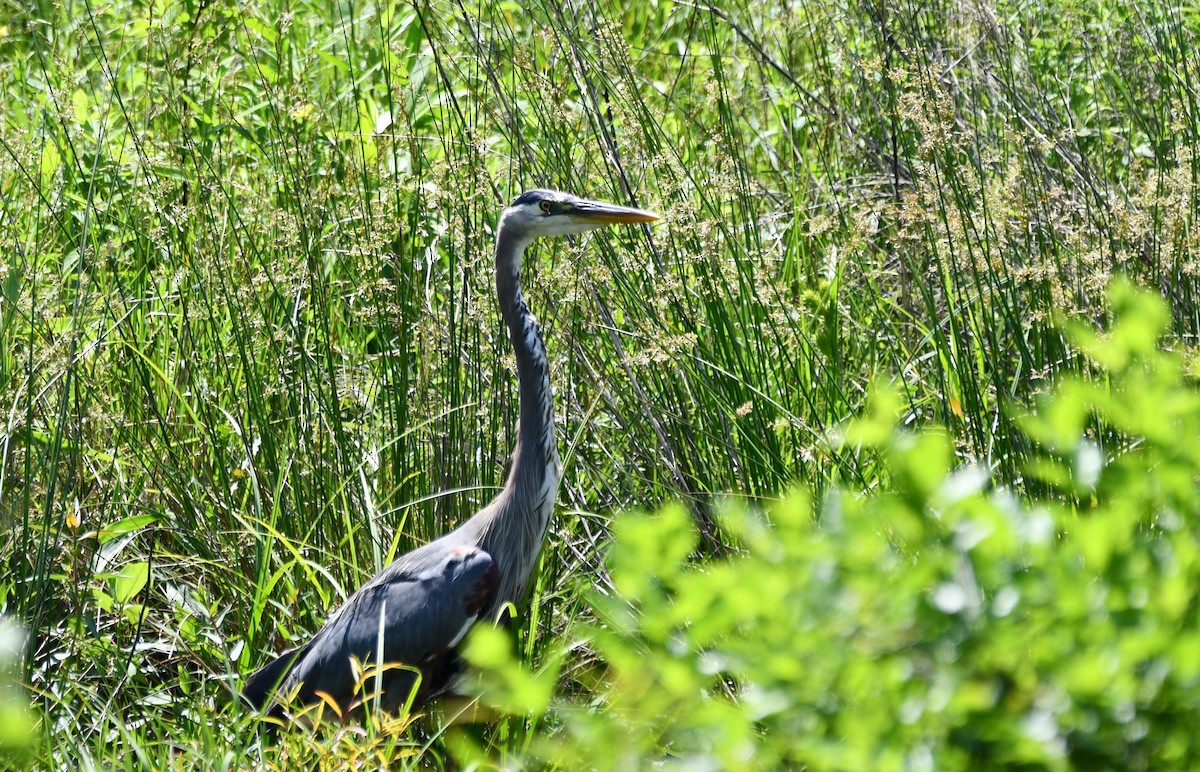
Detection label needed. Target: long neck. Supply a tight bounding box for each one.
[464,225,562,608]
[495,229,559,486]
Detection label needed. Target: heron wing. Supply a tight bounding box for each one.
[240,644,304,711]
[245,543,498,715]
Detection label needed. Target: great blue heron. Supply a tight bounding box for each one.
[241,189,658,720]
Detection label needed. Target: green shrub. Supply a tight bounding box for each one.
[465,280,1200,770]
[0,620,36,767]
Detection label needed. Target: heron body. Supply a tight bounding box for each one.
[241,189,658,720]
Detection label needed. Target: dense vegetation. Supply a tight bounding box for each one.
[1,0,1197,767]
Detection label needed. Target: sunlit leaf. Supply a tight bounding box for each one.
[112,562,150,605]
[99,514,158,544]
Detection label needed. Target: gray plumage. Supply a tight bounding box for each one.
[241,189,658,720]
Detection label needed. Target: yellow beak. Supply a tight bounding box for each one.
[568,199,660,224]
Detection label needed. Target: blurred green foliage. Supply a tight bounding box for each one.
[466,281,1200,770]
[0,620,36,766]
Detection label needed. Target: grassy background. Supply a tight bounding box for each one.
[1,0,1197,766]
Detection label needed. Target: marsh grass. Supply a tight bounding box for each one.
[1,0,1197,765]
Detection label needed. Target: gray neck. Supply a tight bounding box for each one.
[495,230,558,484]
[463,226,562,609]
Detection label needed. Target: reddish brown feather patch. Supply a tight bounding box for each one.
[464,560,500,616]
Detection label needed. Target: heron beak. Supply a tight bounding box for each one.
[568,199,660,224]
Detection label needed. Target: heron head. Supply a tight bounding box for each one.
[499,189,659,240]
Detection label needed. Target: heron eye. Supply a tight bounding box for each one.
[539,200,552,213]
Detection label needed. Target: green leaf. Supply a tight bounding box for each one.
[91,588,114,613]
[243,15,277,44]
[462,625,509,670]
[39,141,60,188]
[357,98,378,166]
[99,514,158,544]
[112,562,150,605]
